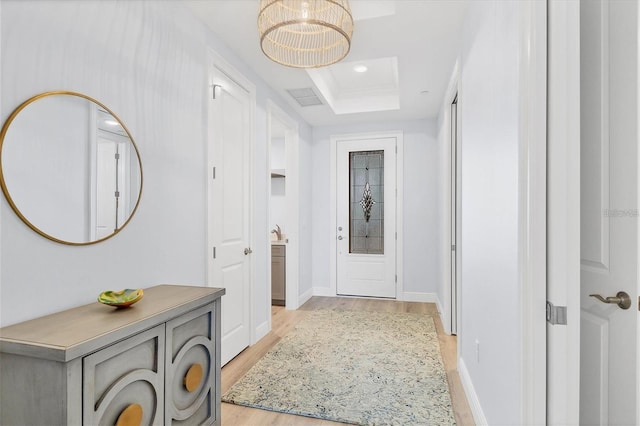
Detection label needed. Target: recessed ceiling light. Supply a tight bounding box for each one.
[353,65,368,73]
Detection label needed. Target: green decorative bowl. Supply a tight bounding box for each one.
[98,289,144,308]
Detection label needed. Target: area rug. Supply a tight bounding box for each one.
[222,309,456,425]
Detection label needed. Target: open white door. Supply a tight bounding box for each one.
[335,136,397,298]
[208,59,253,366]
[579,1,638,424]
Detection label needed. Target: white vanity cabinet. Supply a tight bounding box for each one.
[0,285,225,426]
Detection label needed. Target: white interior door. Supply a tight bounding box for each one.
[336,137,397,298]
[579,1,638,424]
[208,66,252,366]
[95,138,127,240]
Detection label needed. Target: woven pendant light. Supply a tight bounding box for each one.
[258,0,354,68]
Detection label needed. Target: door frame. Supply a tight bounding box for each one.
[329,131,404,299]
[266,100,300,313]
[637,3,640,416]
[546,1,581,424]
[206,50,257,343]
[442,60,461,337]
[518,1,548,424]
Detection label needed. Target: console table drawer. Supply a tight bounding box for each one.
[83,325,165,426]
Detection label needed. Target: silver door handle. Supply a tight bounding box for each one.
[589,291,631,310]
[244,247,253,255]
[337,236,343,240]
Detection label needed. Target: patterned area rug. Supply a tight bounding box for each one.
[222,310,456,425]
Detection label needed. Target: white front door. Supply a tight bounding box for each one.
[208,64,252,366]
[579,1,638,424]
[336,137,397,298]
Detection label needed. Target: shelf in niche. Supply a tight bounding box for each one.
[270,169,286,178]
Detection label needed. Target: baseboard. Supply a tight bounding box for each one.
[254,319,270,343]
[298,287,314,306]
[435,297,444,317]
[312,286,334,297]
[435,297,447,332]
[401,291,440,304]
[310,289,443,303]
[458,357,488,425]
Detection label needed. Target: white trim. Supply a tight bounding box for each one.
[298,287,314,306]
[459,358,488,426]
[436,299,445,325]
[329,131,404,299]
[637,4,640,421]
[266,101,300,312]
[546,1,581,424]
[265,110,273,333]
[0,0,3,329]
[329,136,337,296]
[442,59,460,337]
[254,320,270,343]
[401,292,440,304]
[518,1,547,425]
[396,133,404,299]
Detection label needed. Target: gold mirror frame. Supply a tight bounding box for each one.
[0,91,144,245]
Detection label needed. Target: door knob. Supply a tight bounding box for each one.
[589,291,631,310]
[337,236,343,240]
[244,247,253,255]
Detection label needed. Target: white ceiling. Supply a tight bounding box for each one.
[185,0,469,127]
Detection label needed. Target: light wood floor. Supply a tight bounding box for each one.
[221,297,474,426]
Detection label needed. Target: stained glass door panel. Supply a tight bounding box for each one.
[336,137,397,299]
[349,150,384,254]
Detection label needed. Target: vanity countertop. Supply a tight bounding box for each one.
[271,240,287,246]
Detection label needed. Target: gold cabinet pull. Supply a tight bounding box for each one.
[184,363,204,392]
[115,403,143,426]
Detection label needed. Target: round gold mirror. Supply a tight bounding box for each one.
[0,91,143,245]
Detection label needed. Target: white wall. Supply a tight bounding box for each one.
[0,1,312,329]
[270,177,286,232]
[270,136,287,232]
[310,119,440,299]
[270,136,286,170]
[436,1,528,424]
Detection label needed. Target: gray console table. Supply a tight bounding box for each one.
[0,284,225,425]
